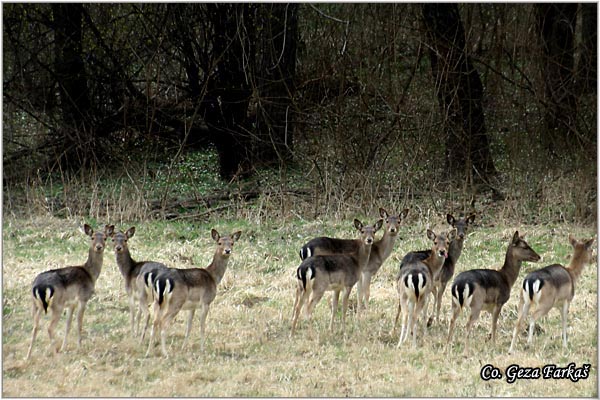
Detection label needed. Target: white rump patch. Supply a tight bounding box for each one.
[462,285,472,308]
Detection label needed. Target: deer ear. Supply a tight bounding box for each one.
[354,219,363,231]
[374,219,383,232]
[401,208,409,220]
[83,224,94,237]
[447,228,457,241]
[467,213,476,224]
[126,227,136,239]
[427,229,436,241]
[211,229,220,242]
[512,231,520,245]
[584,237,595,250]
[232,231,242,242]
[569,234,578,248]
[379,208,388,219]
[447,214,455,226]
[105,225,115,236]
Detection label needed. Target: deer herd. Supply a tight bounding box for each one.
[25,208,594,360]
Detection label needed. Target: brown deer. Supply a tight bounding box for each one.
[447,231,540,353]
[402,213,476,326]
[359,208,409,311]
[509,235,595,353]
[111,227,169,335]
[146,229,242,357]
[394,229,456,347]
[299,207,408,311]
[26,224,114,360]
[291,219,383,336]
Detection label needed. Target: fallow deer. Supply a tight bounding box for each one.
[146,229,242,357]
[26,224,113,360]
[447,231,540,353]
[394,229,456,347]
[291,219,383,336]
[509,235,595,353]
[401,213,476,326]
[111,227,169,335]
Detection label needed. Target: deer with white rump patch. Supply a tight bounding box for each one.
[509,235,595,353]
[146,229,242,357]
[291,218,383,336]
[447,231,540,353]
[299,207,408,311]
[402,213,476,326]
[111,227,169,337]
[26,224,113,360]
[394,228,456,347]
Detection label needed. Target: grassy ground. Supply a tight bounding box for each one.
[2,214,597,397]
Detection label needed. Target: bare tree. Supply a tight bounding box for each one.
[421,4,496,184]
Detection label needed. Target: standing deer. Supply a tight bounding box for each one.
[111,227,169,336]
[400,213,476,326]
[291,219,383,336]
[26,224,113,360]
[359,208,409,311]
[146,229,242,357]
[298,207,408,311]
[394,229,456,347]
[447,231,540,353]
[509,235,595,353]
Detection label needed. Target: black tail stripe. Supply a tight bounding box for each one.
[33,285,54,314]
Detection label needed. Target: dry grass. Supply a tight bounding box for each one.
[2,214,597,397]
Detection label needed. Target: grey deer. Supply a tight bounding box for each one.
[291,219,383,336]
[111,226,169,339]
[146,229,242,357]
[26,224,113,360]
[447,231,540,353]
[509,235,594,353]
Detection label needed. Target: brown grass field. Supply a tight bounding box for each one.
[2,215,597,397]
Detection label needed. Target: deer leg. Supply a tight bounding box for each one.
[329,290,340,331]
[76,300,87,348]
[181,309,196,350]
[47,305,63,353]
[128,292,136,335]
[463,306,482,355]
[26,303,42,360]
[60,304,76,352]
[527,301,552,346]
[509,293,529,354]
[341,286,352,336]
[560,301,570,348]
[139,298,151,343]
[446,302,461,348]
[490,304,503,344]
[291,286,308,336]
[392,297,402,335]
[361,272,373,312]
[198,303,210,351]
[146,301,161,357]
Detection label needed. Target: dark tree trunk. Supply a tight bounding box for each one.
[254,4,299,166]
[578,3,596,94]
[421,4,496,183]
[535,4,578,155]
[201,4,255,180]
[52,3,94,167]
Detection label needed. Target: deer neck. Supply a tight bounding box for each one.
[115,250,136,279]
[85,248,104,282]
[424,250,445,277]
[448,237,464,265]
[500,248,522,288]
[206,251,231,285]
[373,231,398,264]
[356,240,373,271]
[566,249,589,283]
